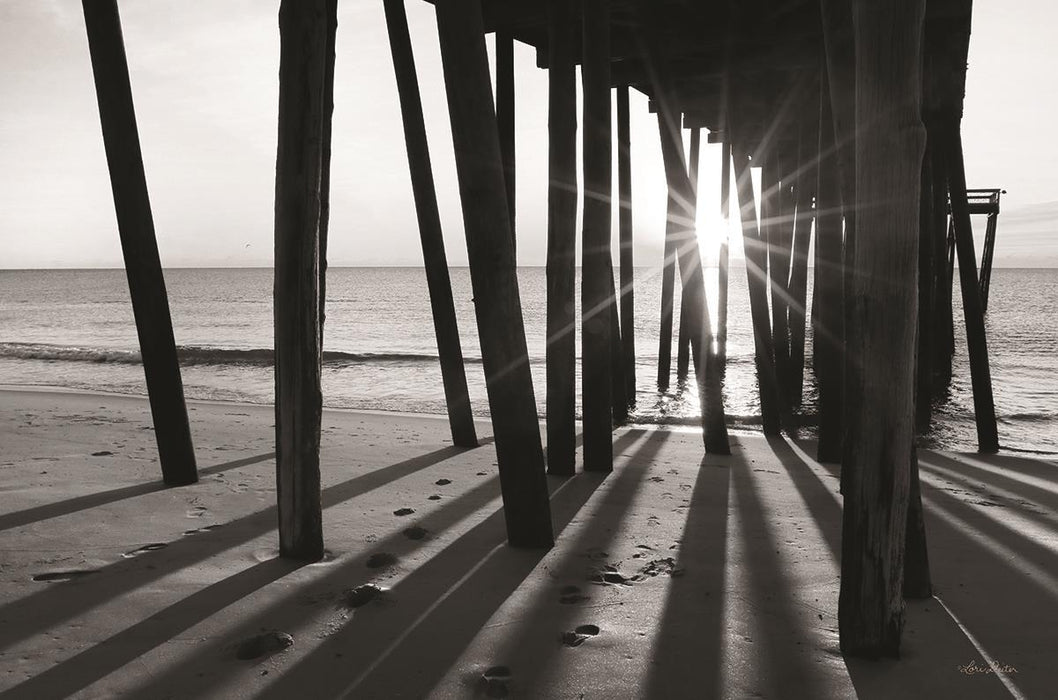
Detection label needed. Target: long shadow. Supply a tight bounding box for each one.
[644,455,730,698]
[0,557,304,700]
[426,429,667,697]
[255,429,650,700]
[729,450,838,697]
[770,437,842,560]
[921,451,1058,515]
[0,452,276,532]
[0,444,471,652]
[919,455,1058,534]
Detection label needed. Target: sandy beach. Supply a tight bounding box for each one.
[0,388,1053,699]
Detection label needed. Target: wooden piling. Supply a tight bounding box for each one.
[609,266,628,426]
[814,71,845,464]
[496,31,516,248]
[944,125,1000,453]
[82,0,198,487]
[903,448,932,599]
[544,0,578,477]
[838,0,925,656]
[435,0,553,546]
[581,0,614,471]
[928,133,954,388]
[731,138,782,436]
[272,0,333,560]
[766,150,793,410]
[657,111,731,454]
[717,139,732,366]
[915,140,935,434]
[383,0,477,448]
[318,0,336,339]
[617,84,636,406]
[676,128,702,384]
[788,109,817,406]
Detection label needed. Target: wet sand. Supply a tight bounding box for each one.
[0,388,1053,698]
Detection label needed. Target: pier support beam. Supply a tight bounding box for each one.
[581,0,614,471]
[383,0,477,448]
[545,0,578,476]
[838,0,925,656]
[82,0,198,487]
[717,139,732,366]
[944,125,999,453]
[814,71,845,463]
[496,31,516,248]
[731,137,782,436]
[435,0,553,546]
[788,107,817,406]
[272,0,335,560]
[676,127,701,384]
[617,84,636,406]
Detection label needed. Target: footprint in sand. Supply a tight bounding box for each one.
[590,566,632,586]
[558,585,590,604]
[427,494,442,501]
[342,583,387,609]
[561,624,601,647]
[121,542,168,558]
[366,552,398,569]
[402,526,428,541]
[393,508,415,517]
[90,450,113,457]
[186,505,208,518]
[479,666,512,698]
[235,630,294,660]
[435,478,452,486]
[31,569,99,583]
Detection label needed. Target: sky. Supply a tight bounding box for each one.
[1,0,1056,269]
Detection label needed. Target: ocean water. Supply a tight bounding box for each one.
[0,267,1055,454]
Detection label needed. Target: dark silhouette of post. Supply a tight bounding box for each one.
[318,0,336,339]
[496,31,516,249]
[617,84,636,406]
[82,0,197,487]
[731,138,782,436]
[581,0,614,472]
[788,107,817,405]
[272,0,335,560]
[945,127,999,453]
[435,0,553,547]
[676,127,701,384]
[717,139,732,366]
[838,0,925,657]
[545,0,578,476]
[814,70,845,463]
[383,0,477,448]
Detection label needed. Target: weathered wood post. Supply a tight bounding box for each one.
[545,0,578,476]
[318,0,336,338]
[496,31,516,248]
[272,0,335,560]
[617,84,637,406]
[581,0,614,471]
[435,0,554,546]
[814,69,845,464]
[915,139,935,433]
[609,267,628,426]
[383,0,477,448]
[788,104,817,405]
[838,0,926,656]
[717,138,732,366]
[82,0,198,488]
[731,131,782,435]
[656,110,730,454]
[770,144,795,408]
[676,127,702,383]
[945,128,1000,453]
